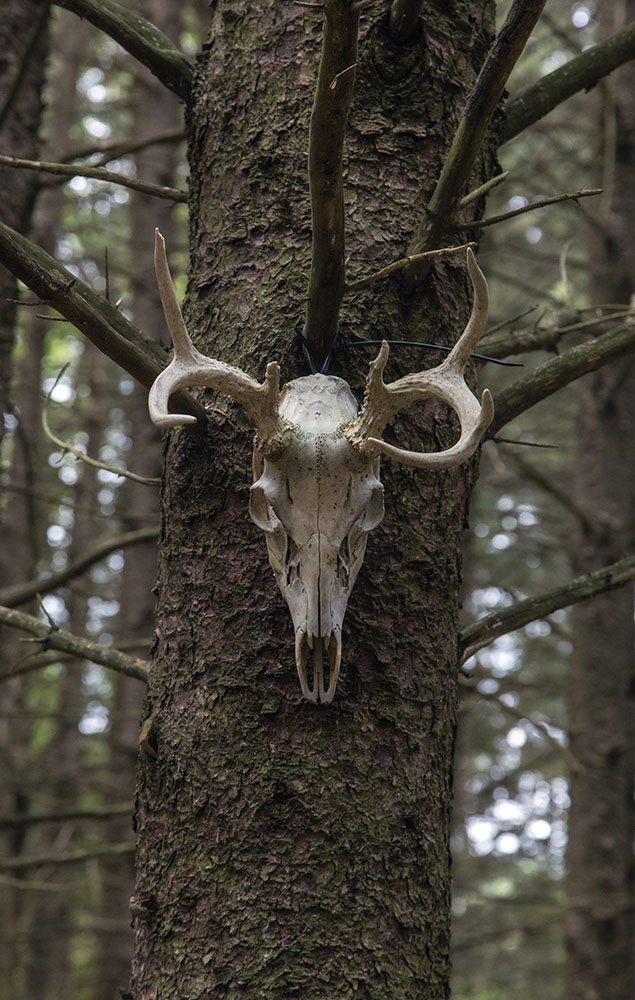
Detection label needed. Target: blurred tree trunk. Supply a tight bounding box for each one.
[94,2,182,996]
[20,347,106,1000]
[130,4,495,997]
[566,3,635,997]
[0,0,49,450]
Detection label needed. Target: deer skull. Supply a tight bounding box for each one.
[148,231,493,703]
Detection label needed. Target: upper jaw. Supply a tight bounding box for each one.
[294,629,342,704]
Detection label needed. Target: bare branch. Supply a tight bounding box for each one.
[405,0,548,284]
[344,242,476,294]
[0,221,206,424]
[501,19,635,144]
[480,308,634,360]
[459,171,509,209]
[0,604,148,682]
[0,842,135,871]
[455,188,602,232]
[0,153,186,202]
[459,554,635,663]
[0,804,132,828]
[43,392,161,486]
[52,0,194,101]
[489,321,635,433]
[59,128,184,166]
[0,527,158,609]
[305,0,361,371]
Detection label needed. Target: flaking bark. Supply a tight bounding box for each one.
[131,3,495,997]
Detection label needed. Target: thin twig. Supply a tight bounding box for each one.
[344,242,476,293]
[0,842,136,871]
[0,153,187,202]
[405,0,548,284]
[0,527,158,609]
[455,188,602,231]
[459,171,509,209]
[43,375,161,486]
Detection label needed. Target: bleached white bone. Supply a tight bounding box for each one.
[149,231,493,703]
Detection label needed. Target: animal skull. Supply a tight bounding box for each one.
[148,230,494,703]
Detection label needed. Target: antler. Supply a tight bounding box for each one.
[347,248,494,469]
[149,229,287,452]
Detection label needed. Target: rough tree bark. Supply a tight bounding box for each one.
[130,3,496,997]
[566,2,635,996]
[94,2,182,995]
[0,0,49,450]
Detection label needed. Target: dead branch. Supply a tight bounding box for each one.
[405,0,547,285]
[305,0,361,370]
[0,604,148,682]
[0,804,131,828]
[501,19,635,144]
[0,527,158,609]
[480,308,635,360]
[459,554,635,663]
[43,393,161,486]
[344,242,476,294]
[489,320,635,432]
[0,842,136,871]
[0,153,186,202]
[52,0,193,101]
[0,221,206,424]
[455,188,602,231]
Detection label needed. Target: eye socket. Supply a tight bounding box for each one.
[249,484,281,533]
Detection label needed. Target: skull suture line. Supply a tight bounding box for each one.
[148,230,494,703]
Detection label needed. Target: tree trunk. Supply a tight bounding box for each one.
[0,0,48,450]
[566,3,635,996]
[95,3,182,995]
[131,4,495,996]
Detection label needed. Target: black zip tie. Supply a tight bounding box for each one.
[337,340,523,367]
[299,327,340,375]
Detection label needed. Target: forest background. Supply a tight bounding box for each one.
[0,0,634,998]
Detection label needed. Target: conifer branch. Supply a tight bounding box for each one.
[0,528,158,609]
[460,554,635,663]
[0,153,187,202]
[305,0,361,370]
[0,222,206,424]
[0,604,148,682]
[489,321,635,432]
[405,0,547,285]
[0,842,136,871]
[501,19,635,144]
[52,0,194,101]
[0,804,132,828]
[455,188,601,231]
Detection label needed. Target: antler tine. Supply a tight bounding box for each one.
[149,230,285,450]
[348,249,494,470]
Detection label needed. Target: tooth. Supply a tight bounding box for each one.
[295,631,317,703]
[319,633,342,704]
